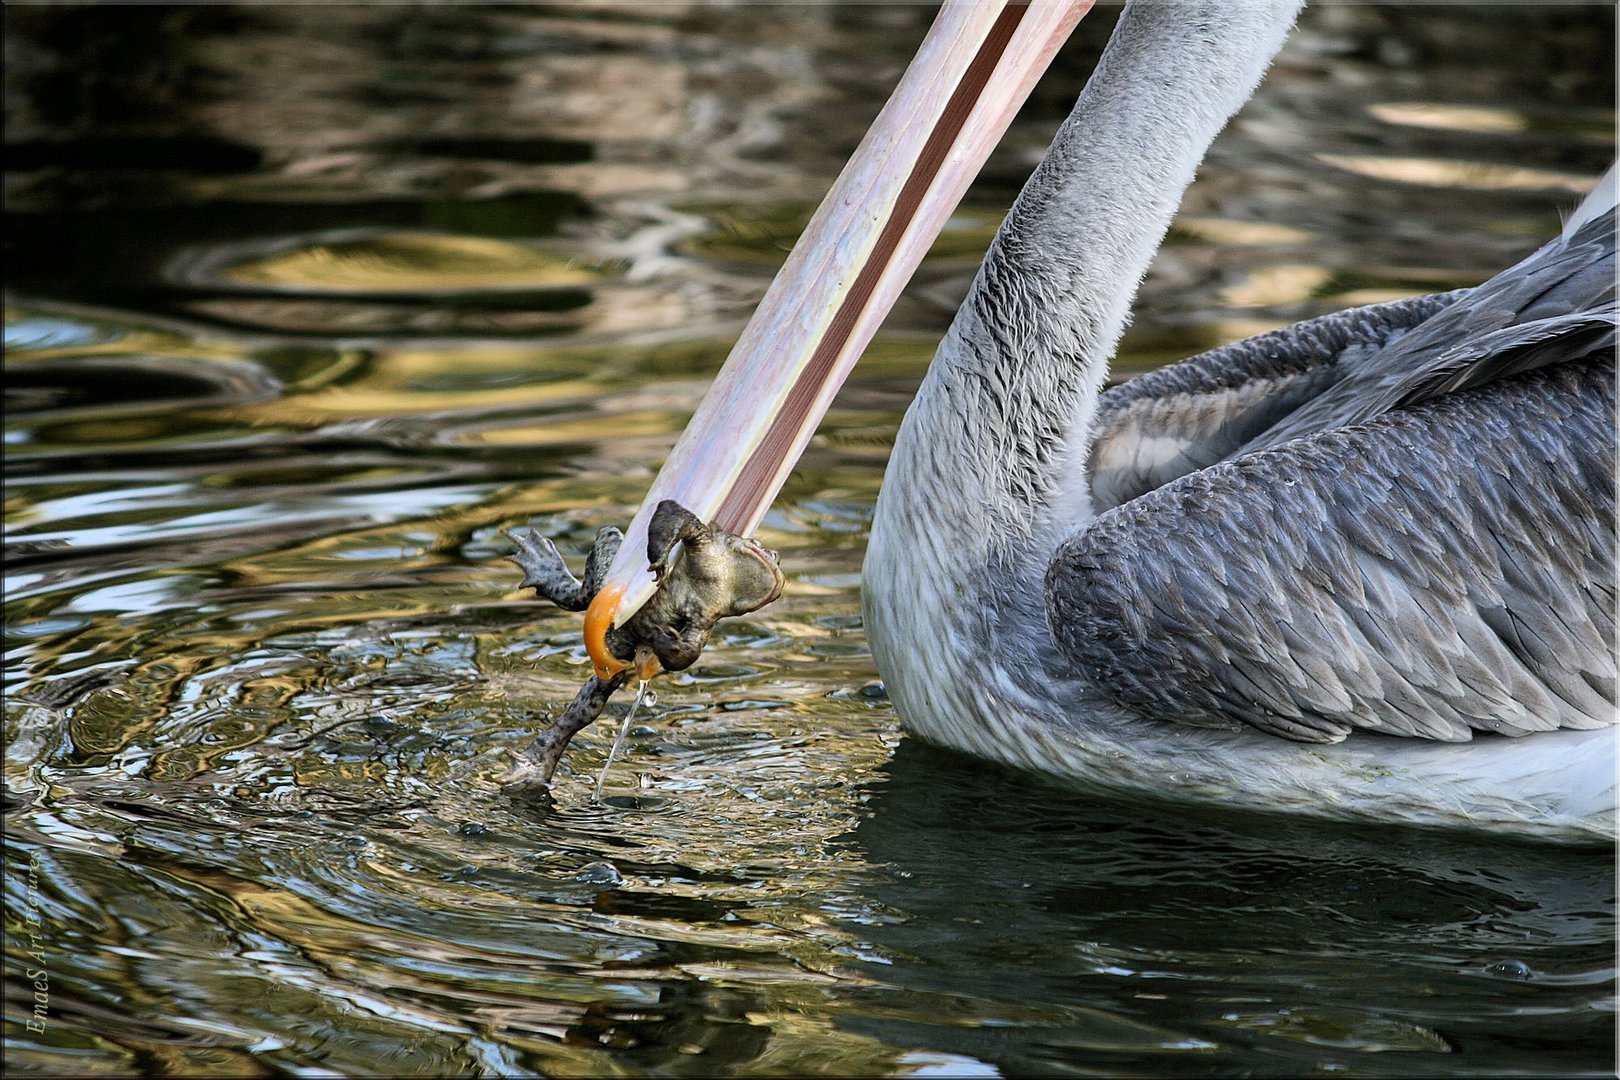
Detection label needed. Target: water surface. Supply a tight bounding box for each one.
[4,4,1615,1076]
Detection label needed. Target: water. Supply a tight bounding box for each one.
[4,4,1614,1076]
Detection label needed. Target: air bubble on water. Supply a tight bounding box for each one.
[1486,958,1533,981]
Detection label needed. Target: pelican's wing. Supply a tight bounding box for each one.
[1048,358,1616,743]
[1244,198,1617,453]
[1090,172,1617,512]
[1088,291,1463,511]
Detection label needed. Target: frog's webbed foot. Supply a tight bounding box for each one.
[505,526,622,611]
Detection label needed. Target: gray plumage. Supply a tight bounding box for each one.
[1239,205,1617,455]
[1052,357,1614,744]
[1056,199,1617,745]
[1088,290,1465,512]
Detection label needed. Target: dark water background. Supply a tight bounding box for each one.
[4,4,1615,1076]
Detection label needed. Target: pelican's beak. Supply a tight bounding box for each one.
[585,0,1092,679]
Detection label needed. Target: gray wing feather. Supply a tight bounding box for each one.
[1048,359,1616,744]
[1088,291,1463,511]
[1242,206,1616,454]
[1092,177,1615,513]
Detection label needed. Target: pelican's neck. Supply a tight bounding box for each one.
[866,2,1299,700]
[875,2,1299,590]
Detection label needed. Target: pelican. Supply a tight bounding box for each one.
[567,1,1617,840]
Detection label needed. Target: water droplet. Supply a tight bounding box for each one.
[1486,959,1533,981]
[458,821,488,837]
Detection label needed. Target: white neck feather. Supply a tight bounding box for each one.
[865,1,1301,698]
[872,2,1300,591]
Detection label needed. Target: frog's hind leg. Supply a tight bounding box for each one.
[581,526,624,597]
[504,670,630,792]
